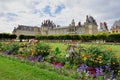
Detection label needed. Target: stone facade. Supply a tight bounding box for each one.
[110,20,120,33]
[99,22,109,33]
[40,15,98,35]
[13,15,98,38]
[13,25,41,38]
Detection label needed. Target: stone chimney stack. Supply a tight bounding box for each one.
[100,22,103,28]
[86,15,88,22]
[78,22,81,27]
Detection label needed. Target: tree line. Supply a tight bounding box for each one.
[0,33,17,40]
[0,33,120,42]
[35,33,120,43]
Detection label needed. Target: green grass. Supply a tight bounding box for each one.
[0,56,74,80]
[80,43,120,57]
[48,42,67,57]
[48,42,120,58]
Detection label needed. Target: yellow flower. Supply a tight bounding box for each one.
[31,49,35,55]
[83,56,87,61]
[98,55,102,58]
[106,47,111,51]
[81,54,84,57]
[118,70,120,73]
[99,60,103,64]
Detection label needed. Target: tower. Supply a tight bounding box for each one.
[71,19,75,27]
[84,15,98,34]
[41,20,56,35]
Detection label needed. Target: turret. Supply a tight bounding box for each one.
[71,19,75,26]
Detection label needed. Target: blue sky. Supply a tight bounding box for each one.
[0,0,120,33]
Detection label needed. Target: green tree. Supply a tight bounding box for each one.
[19,35,24,42]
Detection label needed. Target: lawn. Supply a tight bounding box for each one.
[48,42,120,57]
[48,42,67,57]
[80,43,120,57]
[0,56,74,80]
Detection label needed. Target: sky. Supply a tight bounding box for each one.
[0,0,120,33]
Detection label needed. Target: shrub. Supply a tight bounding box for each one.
[35,42,50,57]
[82,45,120,78]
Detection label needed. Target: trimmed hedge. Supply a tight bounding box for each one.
[0,33,17,40]
[1,33,119,43]
[36,34,120,43]
[19,35,35,42]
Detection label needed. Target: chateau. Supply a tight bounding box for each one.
[13,15,98,38]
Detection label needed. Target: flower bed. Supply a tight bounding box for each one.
[0,41,120,80]
[66,44,120,79]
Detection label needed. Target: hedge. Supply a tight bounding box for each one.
[36,34,120,43]
[0,33,17,40]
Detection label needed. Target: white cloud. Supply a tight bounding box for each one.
[0,0,120,33]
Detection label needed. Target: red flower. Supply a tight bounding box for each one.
[88,67,96,75]
[52,61,57,65]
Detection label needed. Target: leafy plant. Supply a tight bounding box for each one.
[35,42,50,57]
[55,47,61,55]
[83,45,120,78]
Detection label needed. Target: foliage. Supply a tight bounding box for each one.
[0,42,20,54]
[19,35,24,42]
[0,33,17,40]
[8,42,20,54]
[65,44,83,66]
[66,52,82,66]
[0,43,8,51]
[55,47,61,55]
[83,45,119,67]
[81,45,120,79]
[96,33,107,41]
[19,35,35,42]
[107,33,120,42]
[35,42,50,57]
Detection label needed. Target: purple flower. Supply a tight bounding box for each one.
[77,64,88,72]
[56,62,64,68]
[28,56,33,61]
[95,67,104,76]
[104,65,111,70]
[28,56,35,61]
[110,70,117,79]
[5,51,12,55]
[35,55,44,62]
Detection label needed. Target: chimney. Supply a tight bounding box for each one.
[100,22,102,27]
[104,22,107,26]
[86,15,88,21]
[78,22,81,27]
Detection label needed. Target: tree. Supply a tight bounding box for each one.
[10,34,17,40]
[96,33,107,42]
[19,35,24,42]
